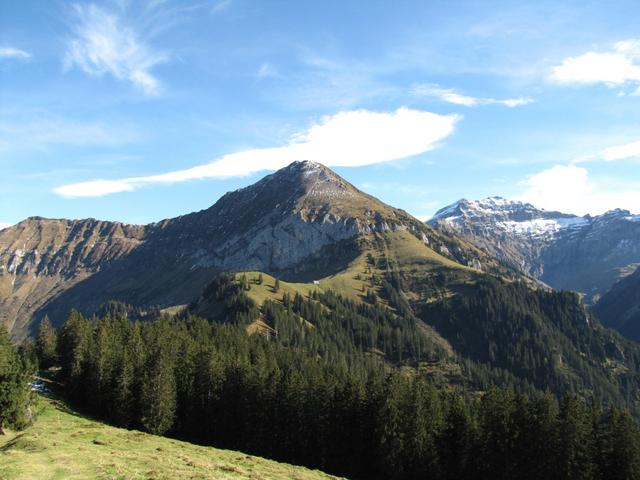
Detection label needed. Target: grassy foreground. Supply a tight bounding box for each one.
[0,395,342,480]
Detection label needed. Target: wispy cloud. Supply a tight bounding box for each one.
[0,47,31,60]
[411,84,533,107]
[550,40,640,94]
[0,115,138,153]
[0,222,13,231]
[64,3,167,95]
[601,140,640,161]
[519,164,640,215]
[211,0,233,14]
[257,62,283,79]
[54,108,460,198]
[573,139,640,163]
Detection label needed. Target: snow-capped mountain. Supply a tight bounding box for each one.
[429,197,640,303]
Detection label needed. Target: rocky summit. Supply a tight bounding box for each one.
[429,197,640,303]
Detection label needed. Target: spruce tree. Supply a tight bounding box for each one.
[0,327,32,433]
[140,343,176,435]
[35,316,57,369]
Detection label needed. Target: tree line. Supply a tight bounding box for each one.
[41,298,640,480]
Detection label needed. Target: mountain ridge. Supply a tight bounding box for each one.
[429,196,640,303]
[0,161,495,339]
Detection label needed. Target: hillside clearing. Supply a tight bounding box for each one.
[0,395,342,480]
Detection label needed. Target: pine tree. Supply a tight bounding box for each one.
[140,342,176,435]
[557,394,596,480]
[35,316,57,369]
[274,277,280,293]
[440,394,476,479]
[0,327,33,433]
[57,310,92,403]
[112,348,135,427]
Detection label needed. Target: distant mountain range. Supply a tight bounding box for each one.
[429,197,640,303]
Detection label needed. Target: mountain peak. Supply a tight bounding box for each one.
[430,196,576,224]
[206,161,404,230]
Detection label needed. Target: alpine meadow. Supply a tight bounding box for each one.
[2,1,640,479]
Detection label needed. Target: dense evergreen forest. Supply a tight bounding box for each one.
[417,277,640,412]
[0,327,34,434]
[31,272,640,479]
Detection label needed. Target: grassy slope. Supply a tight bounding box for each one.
[238,231,476,306]
[0,396,341,480]
[233,231,467,362]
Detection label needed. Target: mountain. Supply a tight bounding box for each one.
[593,266,640,340]
[0,161,495,339]
[5,160,640,429]
[0,218,145,336]
[429,197,640,302]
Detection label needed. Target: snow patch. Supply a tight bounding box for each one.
[500,217,588,237]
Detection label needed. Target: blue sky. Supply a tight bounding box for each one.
[2,0,640,227]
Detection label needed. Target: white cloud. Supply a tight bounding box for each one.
[519,164,640,216]
[550,40,640,91]
[65,4,167,95]
[54,107,460,198]
[601,140,640,162]
[573,139,640,163]
[411,84,533,108]
[0,47,31,60]
[0,222,13,231]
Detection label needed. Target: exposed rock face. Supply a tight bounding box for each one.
[593,266,640,340]
[152,161,423,273]
[429,198,640,302]
[1,161,491,339]
[0,218,145,335]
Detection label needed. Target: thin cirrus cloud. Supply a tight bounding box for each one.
[600,140,640,161]
[573,139,640,163]
[54,108,460,198]
[411,84,533,107]
[64,3,167,95]
[0,222,13,231]
[550,40,640,95]
[0,116,138,153]
[0,47,31,60]
[518,164,640,216]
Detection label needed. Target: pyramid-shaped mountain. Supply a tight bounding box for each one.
[0,161,495,338]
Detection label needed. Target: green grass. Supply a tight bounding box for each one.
[0,395,342,480]
[235,231,477,310]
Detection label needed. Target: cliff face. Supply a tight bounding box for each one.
[1,161,493,339]
[0,218,145,335]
